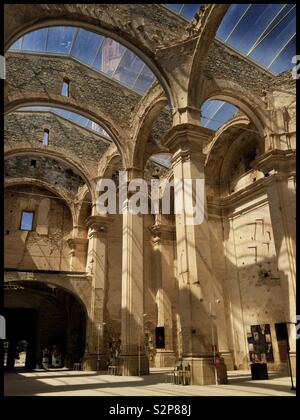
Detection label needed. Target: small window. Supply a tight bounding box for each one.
[43,129,49,145]
[20,211,34,231]
[61,79,69,97]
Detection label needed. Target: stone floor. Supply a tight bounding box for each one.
[4,368,296,397]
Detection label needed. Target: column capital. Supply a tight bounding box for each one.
[252,149,296,176]
[85,215,113,235]
[67,237,88,251]
[149,223,175,244]
[163,123,214,163]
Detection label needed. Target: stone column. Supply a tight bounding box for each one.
[150,221,176,368]
[119,170,149,376]
[255,150,296,381]
[164,124,226,385]
[67,238,88,272]
[82,215,112,371]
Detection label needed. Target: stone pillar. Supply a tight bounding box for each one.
[82,215,112,371]
[150,221,176,368]
[254,151,296,381]
[119,171,149,376]
[67,238,88,272]
[164,124,226,385]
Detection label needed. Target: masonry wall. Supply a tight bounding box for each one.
[4,185,73,271]
[5,111,110,164]
[223,194,290,370]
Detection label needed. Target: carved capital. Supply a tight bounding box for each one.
[85,215,113,237]
[150,223,175,244]
[67,238,88,258]
[252,149,296,176]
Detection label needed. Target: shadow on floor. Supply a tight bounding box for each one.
[4,368,296,396]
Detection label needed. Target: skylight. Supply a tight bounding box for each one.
[201,100,239,131]
[16,106,112,140]
[165,3,296,74]
[9,27,156,95]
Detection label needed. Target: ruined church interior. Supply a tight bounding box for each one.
[3,4,296,396]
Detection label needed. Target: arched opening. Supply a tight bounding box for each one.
[8,26,157,96]
[4,281,86,370]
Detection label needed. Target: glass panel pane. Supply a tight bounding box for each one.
[201,100,225,127]
[114,50,144,87]
[20,211,34,230]
[270,36,296,74]
[53,108,71,118]
[181,4,201,20]
[201,100,238,130]
[217,4,250,40]
[68,111,89,126]
[95,38,126,75]
[250,12,296,68]
[10,38,22,50]
[22,28,48,51]
[134,66,155,94]
[71,29,104,65]
[166,4,183,13]
[209,103,238,131]
[47,26,76,54]
[226,4,285,54]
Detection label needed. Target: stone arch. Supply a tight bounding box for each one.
[200,78,271,139]
[4,278,90,322]
[130,83,168,170]
[205,116,261,197]
[187,4,230,109]
[4,147,96,204]
[4,97,125,161]
[205,115,263,160]
[4,5,175,107]
[4,177,76,227]
[76,187,93,232]
[98,144,122,178]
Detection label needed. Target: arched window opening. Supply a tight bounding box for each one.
[61,79,70,97]
[43,129,49,145]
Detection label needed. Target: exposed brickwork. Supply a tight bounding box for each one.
[6,52,141,129]
[5,155,85,197]
[5,111,110,163]
[205,41,275,96]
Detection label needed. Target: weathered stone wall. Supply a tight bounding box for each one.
[205,41,275,97]
[222,195,290,370]
[5,111,110,164]
[4,185,73,271]
[6,52,140,130]
[5,155,85,198]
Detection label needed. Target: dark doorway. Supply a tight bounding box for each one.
[4,282,86,370]
[4,308,38,370]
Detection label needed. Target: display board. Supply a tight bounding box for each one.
[247,324,274,363]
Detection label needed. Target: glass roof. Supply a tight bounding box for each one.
[16,106,112,139]
[9,27,156,95]
[8,6,296,137]
[166,3,296,74]
[201,100,239,131]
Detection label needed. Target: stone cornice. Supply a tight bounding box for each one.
[163,124,214,161]
[252,149,296,174]
[85,215,114,233]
